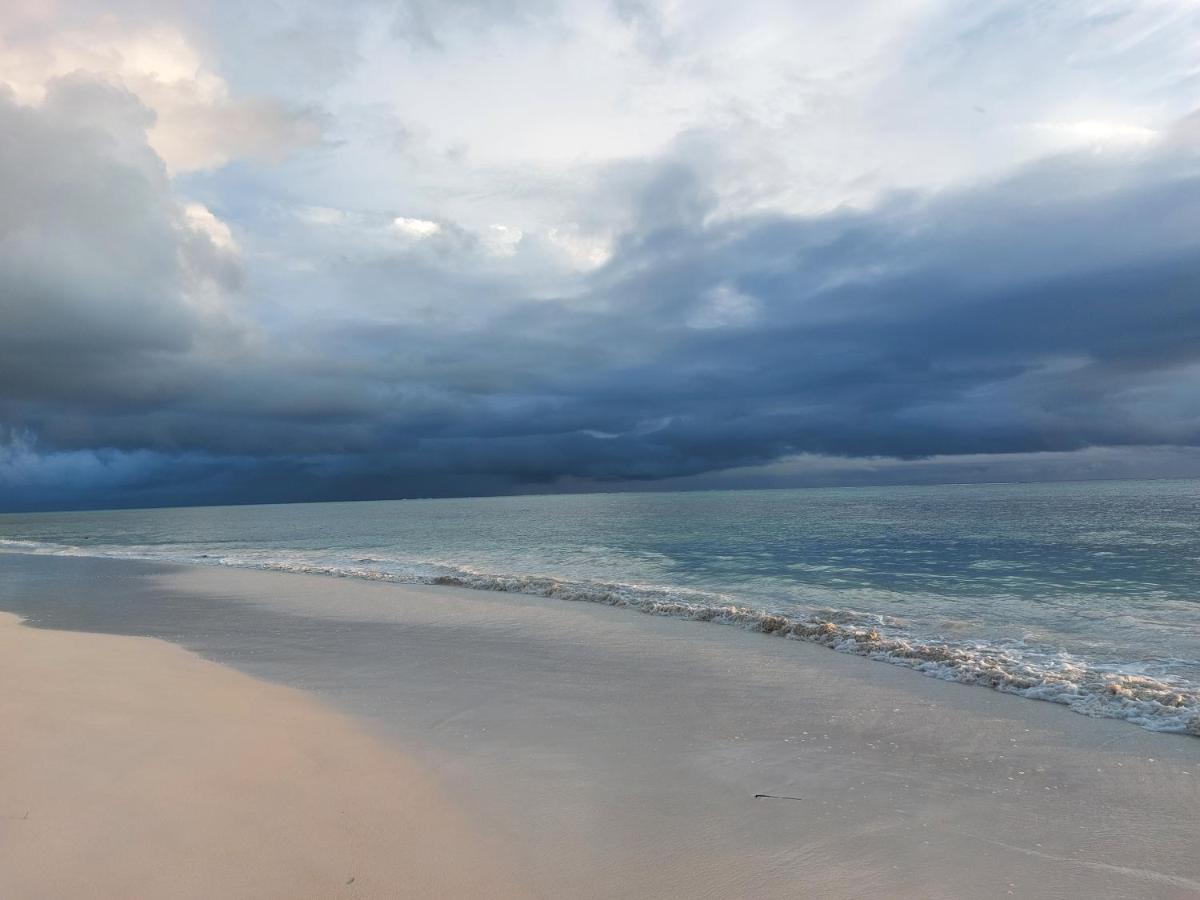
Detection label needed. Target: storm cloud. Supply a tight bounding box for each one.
[2,1,1199,510]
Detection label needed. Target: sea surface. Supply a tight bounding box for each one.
[2,480,1198,735]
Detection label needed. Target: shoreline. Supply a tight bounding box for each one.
[2,553,1199,898]
[0,610,533,900]
[3,542,1196,737]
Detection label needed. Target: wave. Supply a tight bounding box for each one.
[2,537,1197,736]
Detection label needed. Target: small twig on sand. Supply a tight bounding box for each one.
[754,794,803,801]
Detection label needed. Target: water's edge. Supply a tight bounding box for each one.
[2,538,1197,736]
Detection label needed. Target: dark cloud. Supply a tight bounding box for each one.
[2,81,1200,508]
[0,78,243,415]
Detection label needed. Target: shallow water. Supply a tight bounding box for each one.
[2,480,1198,733]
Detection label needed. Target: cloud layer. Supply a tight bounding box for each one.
[1,1,1199,509]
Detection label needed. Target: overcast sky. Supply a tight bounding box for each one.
[2,0,1199,511]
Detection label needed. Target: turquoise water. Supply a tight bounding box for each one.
[2,480,1198,733]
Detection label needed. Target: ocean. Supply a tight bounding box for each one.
[1,479,1198,735]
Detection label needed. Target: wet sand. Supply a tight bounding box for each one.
[2,555,1199,898]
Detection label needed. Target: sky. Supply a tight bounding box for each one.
[1,0,1199,511]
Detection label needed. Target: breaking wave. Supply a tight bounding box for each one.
[2,537,1197,736]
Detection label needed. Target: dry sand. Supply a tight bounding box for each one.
[0,611,532,900]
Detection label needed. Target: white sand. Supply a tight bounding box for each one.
[3,556,1200,899]
[0,611,533,900]
[160,566,1200,900]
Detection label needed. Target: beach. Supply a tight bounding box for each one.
[0,607,532,900]
[7,2,1200,896]
[1,553,1198,899]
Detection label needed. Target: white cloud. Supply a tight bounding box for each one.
[0,16,319,172]
[392,216,442,238]
[184,203,237,252]
[548,226,612,269]
[299,206,355,227]
[302,0,1200,242]
[1029,120,1159,150]
[482,223,522,257]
